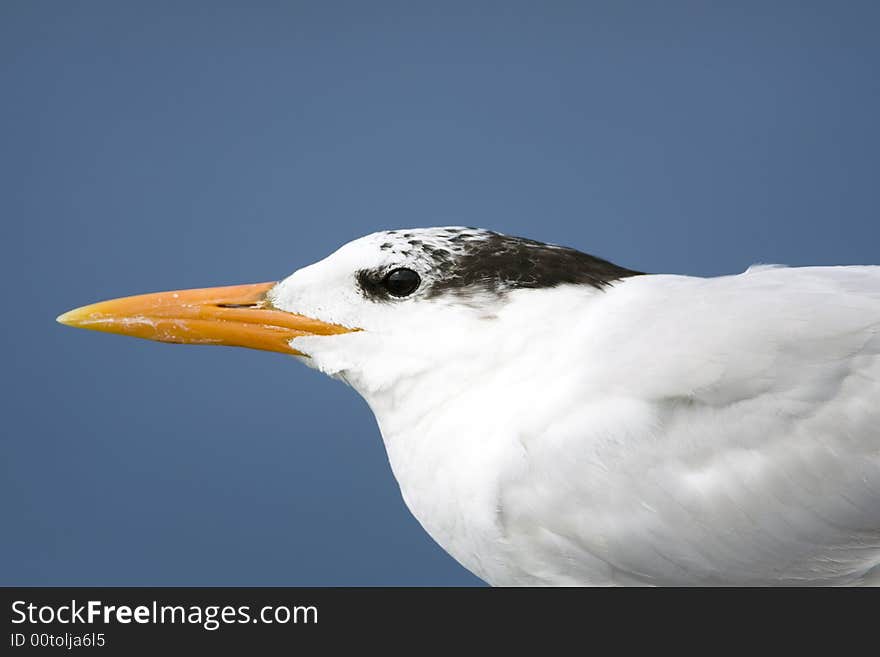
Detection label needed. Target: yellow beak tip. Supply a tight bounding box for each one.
[56,310,77,326]
[57,306,94,327]
[58,303,108,328]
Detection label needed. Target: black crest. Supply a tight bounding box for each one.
[357,228,643,301]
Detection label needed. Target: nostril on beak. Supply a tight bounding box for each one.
[216,303,260,308]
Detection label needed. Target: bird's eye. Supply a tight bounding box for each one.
[383,268,421,297]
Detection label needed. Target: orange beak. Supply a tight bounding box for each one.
[56,282,355,356]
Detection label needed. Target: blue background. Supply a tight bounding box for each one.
[2,2,878,585]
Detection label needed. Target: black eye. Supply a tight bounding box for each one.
[383,268,421,297]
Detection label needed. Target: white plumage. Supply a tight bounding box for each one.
[274,230,880,585]
[61,227,880,585]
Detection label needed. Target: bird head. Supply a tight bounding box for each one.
[58,227,641,397]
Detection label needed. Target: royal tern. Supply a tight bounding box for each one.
[58,227,880,586]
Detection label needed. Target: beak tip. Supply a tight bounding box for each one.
[57,307,88,327]
[56,310,74,326]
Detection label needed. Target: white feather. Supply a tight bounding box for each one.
[274,230,880,585]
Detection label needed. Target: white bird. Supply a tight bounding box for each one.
[58,227,880,586]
